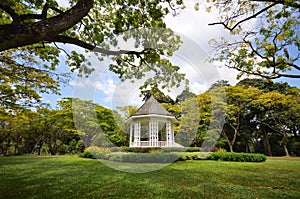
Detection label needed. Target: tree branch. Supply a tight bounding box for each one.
[0,0,94,52]
[228,62,300,79]
[48,35,151,57]
[14,3,50,23]
[209,3,278,31]
[243,38,271,62]
[288,63,300,71]
[0,2,19,20]
[250,0,300,9]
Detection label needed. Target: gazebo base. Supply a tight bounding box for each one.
[130,141,183,147]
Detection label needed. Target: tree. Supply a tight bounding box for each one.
[176,87,196,102]
[0,0,186,109]
[0,97,131,155]
[193,86,227,151]
[205,0,300,79]
[176,97,200,146]
[140,83,176,104]
[0,109,32,155]
[252,90,300,156]
[237,78,295,94]
[219,86,262,152]
[117,106,138,118]
[67,98,128,147]
[208,80,230,90]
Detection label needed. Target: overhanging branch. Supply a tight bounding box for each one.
[250,0,300,9]
[0,0,94,52]
[209,3,278,31]
[48,35,151,57]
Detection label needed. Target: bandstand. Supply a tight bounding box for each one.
[127,95,182,147]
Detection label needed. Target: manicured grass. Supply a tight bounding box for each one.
[0,156,299,198]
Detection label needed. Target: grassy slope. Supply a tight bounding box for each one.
[0,156,299,199]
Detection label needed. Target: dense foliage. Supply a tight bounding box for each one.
[0,98,127,155]
[82,146,266,162]
[0,0,186,109]
[0,79,299,156]
[204,0,300,79]
[196,79,300,156]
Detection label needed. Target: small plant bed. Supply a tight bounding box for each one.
[82,146,266,163]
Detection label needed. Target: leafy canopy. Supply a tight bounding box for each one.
[0,0,186,109]
[204,0,300,79]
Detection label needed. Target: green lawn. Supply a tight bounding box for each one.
[0,156,299,198]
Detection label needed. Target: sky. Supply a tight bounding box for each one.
[45,0,299,110]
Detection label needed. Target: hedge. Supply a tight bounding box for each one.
[105,152,180,163]
[82,146,266,163]
[119,147,201,153]
[208,152,266,162]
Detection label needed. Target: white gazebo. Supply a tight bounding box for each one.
[127,95,182,147]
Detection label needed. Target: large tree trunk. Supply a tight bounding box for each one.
[0,0,94,51]
[263,131,272,156]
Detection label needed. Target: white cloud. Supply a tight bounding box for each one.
[96,78,116,96]
[190,82,207,94]
[165,1,239,86]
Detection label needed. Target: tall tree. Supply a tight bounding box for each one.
[69,98,128,147]
[221,86,262,152]
[252,90,300,156]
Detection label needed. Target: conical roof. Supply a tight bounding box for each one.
[132,95,172,116]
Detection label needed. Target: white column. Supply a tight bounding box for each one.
[134,121,141,147]
[134,122,137,147]
[166,121,170,146]
[153,121,158,147]
[149,121,153,147]
[137,121,141,147]
[129,123,133,147]
[171,123,175,146]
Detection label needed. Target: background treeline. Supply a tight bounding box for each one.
[0,98,128,156]
[0,79,299,156]
[167,79,300,156]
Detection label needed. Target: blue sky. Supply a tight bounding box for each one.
[43,1,299,110]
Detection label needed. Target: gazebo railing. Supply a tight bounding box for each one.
[131,141,175,147]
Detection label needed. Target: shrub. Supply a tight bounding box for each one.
[185,147,201,152]
[216,148,227,152]
[76,140,85,153]
[161,147,187,152]
[120,147,161,153]
[83,146,111,159]
[118,147,201,153]
[110,147,121,152]
[90,152,180,163]
[57,144,69,155]
[117,153,180,163]
[174,152,210,161]
[208,152,266,162]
